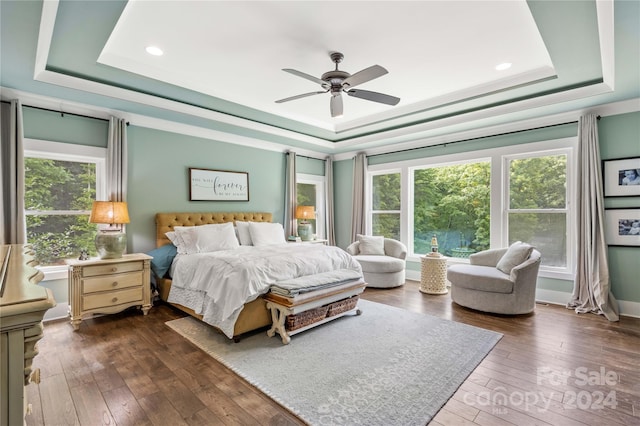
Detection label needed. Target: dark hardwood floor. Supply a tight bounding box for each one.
[26,280,640,425]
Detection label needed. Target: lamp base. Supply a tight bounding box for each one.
[95,230,127,259]
[298,222,313,241]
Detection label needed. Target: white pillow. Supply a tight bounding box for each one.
[179,222,240,254]
[235,221,253,246]
[249,222,287,247]
[166,229,191,254]
[173,226,198,254]
[496,241,533,274]
[357,234,385,255]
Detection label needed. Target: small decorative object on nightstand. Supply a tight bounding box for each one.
[89,201,130,259]
[296,206,315,241]
[67,253,152,330]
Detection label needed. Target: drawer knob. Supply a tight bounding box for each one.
[112,281,118,287]
[111,267,118,272]
[112,297,118,303]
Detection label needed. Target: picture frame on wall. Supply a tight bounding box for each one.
[602,157,640,197]
[189,167,249,201]
[604,208,640,247]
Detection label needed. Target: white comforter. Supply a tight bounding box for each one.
[167,243,362,338]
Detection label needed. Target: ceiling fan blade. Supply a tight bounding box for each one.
[275,91,327,103]
[330,93,343,117]
[342,65,388,88]
[347,89,400,106]
[282,68,330,89]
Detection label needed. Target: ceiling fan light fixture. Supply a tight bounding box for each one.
[277,52,400,117]
[145,45,164,56]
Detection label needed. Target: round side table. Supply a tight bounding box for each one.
[420,255,449,294]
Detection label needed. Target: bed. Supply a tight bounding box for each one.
[154,212,364,341]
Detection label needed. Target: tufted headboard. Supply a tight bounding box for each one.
[155,212,273,248]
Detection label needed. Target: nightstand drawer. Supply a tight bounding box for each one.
[82,261,142,278]
[82,271,143,294]
[82,287,142,311]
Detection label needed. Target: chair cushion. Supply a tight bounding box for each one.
[447,264,514,294]
[356,235,385,255]
[496,241,534,274]
[354,255,405,273]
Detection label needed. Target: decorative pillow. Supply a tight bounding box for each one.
[249,222,287,247]
[235,221,253,246]
[166,229,190,254]
[185,222,240,253]
[147,244,178,279]
[172,226,198,254]
[357,234,385,255]
[496,241,534,274]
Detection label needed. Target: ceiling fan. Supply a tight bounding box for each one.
[275,52,400,118]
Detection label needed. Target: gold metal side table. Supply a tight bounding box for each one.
[420,255,449,294]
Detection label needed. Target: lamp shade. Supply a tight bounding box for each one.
[89,201,130,225]
[295,206,315,220]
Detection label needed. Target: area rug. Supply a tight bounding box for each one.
[165,299,502,425]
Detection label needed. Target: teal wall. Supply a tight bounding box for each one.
[599,112,640,303]
[21,106,640,310]
[334,112,640,305]
[126,125,289,252]
[23,107,109,146]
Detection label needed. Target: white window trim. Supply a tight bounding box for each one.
[297,173,326,239]
[24,138,107,281]
[367,137,577,280]
[502,147,575,280]
[366,168,402,237]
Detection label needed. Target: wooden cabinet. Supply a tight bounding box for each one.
[1,245,56,426]
[67,253,152,330]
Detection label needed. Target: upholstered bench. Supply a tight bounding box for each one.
[264,278,366,344]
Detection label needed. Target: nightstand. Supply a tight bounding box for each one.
[67,253,152,330]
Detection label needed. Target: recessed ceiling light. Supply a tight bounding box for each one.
[145,46,164,56]
[495,62,512,71]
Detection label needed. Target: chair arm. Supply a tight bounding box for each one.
[469,248,508,267]
[384,239,407,260]
[510,250,542,282]
[346,241,360,256]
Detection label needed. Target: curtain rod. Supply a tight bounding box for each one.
[0,100,132,125]
[287,152,327,161]
[366,117,599,159]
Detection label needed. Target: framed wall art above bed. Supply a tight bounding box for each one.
[189,167,249,201]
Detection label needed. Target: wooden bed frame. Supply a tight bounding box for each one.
[155,212,273,340]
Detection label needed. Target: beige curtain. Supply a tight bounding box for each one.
[284,151,297,237]
[0,100,26,244]
[567,114,619,321]
[350,153,366,242]
[107,117,128,202]
[325,156,336,246]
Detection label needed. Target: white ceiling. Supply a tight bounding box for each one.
[98,0,554,133]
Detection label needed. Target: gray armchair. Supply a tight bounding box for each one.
[447,246,541,314]
[346,237,407,288]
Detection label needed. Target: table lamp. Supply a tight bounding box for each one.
[89,201,130,259]
[296,206,315,241]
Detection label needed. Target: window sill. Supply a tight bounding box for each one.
[38,265,68,282]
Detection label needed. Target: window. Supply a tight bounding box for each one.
[296,174,325,238]
[370,171,401,240]
[367,138,576,279]
[506,153,569,268]
[24,139,106,274]
[412,161,490,257]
